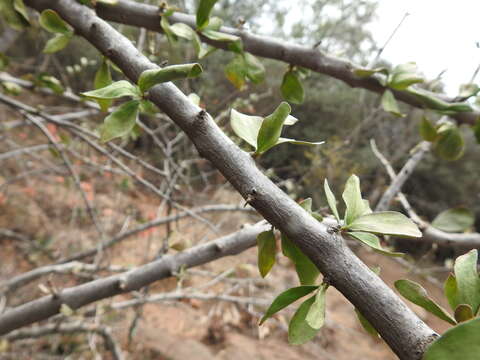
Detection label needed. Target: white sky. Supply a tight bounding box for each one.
[368,1,480,96]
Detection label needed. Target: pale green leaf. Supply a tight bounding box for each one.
[432,208,474,233]
[81,80,140,100]
[288,295,320,345]
[324,179,340,222]
[305,284,328,329]
[100,100,140,142]
[281,70,304,104]
[94,58,113,112]
[281,234,319,285]
[381,89,405,117]
[444,273,460,312]
[454,250,480,314]
[354,308,379,337]
[353,67,388,78]
[407,87,473,114]
[260,285,319,325]
[342,174,365,225]
[345,211,422,237]
[419,116,438,142]
[13,0,29,22]
[394,279,456,325]
[348,232,404,257]
[43,33,71,53]
[434,126,465,161]
[423,318,480,360]
[138,63,203,92]
[388,62,423,90]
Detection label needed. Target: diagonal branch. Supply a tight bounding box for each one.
[17,2,437,358]
[95,0,479,126]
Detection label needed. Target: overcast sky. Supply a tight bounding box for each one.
[368,0,480,96]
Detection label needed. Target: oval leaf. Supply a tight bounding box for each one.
[257,230,276,278]
[345,211,422,238]
[43,33,71,53]
[259,285,319,325]
[305,284,328,329]
[444,273,460,312]
[348,232,404,257]
[39,9,71,35]
[419,116,438,142]
[342,174,365,225]
[423,318,480,360]
[138,63,203,93]
[281,234,319,285]
[100,100,140,142]
[454,249,480,314]
[324,179,340,222]
[230,109,263,149]
[288,295,320,345]
[81,80,140,100]
[381,89,405,117]
[281,70,304,104]
[354,308,379,337]
[256,102,291,154]
[432,207,474,233]
[388,62,423,90]
[454,304,474,323]
[394,279,456,325]
[434,126,465,161]
[94,58,113,112]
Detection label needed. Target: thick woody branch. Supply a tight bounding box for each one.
[0,221,269,335]
[95,0,479,126]
[18,2,437,358]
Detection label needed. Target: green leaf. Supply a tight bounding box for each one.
[256,102,291,154]
[230,108,299,150]
[305,284,328,329]
[342,174,366,225]
[203,16,222,31]
[454,250,480,314]
[348,232,404,257]
[260,285,319,325]
[224,55,247,90]
[419,116,438,142]
[201,29,242,52]
[1,81,22,95]
[281,70,304,104]
[388,62,423,90]
[13,0,29,22]
[138,63,203,93]
[139,99,158,115]
[454,304,474,323]
[196,0,218,30]
[407,87,473,114]
[458,83,480,100]
[345,211,422,237]
[257,230,276,278]
[0,0,28,30]
[353,66,388,78]
[81,80,140,100]
[381,89,405,117]
[94,58,113,112]
[244,53,265,84]
[434,125,465,161]
[39,9,71,35]
[432,208,475,233]
[281,234,320,285]
[169,23,196,40]
[444,273,460,312]
[288,295,320,345]
[324,179,340,222]
[354,308,379,337]
[43,33,71,54]
[394,279,456,325]
[100,100,140,142]
[423,318,480,360]
[160,12,177,45]
[37,74,64,94]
